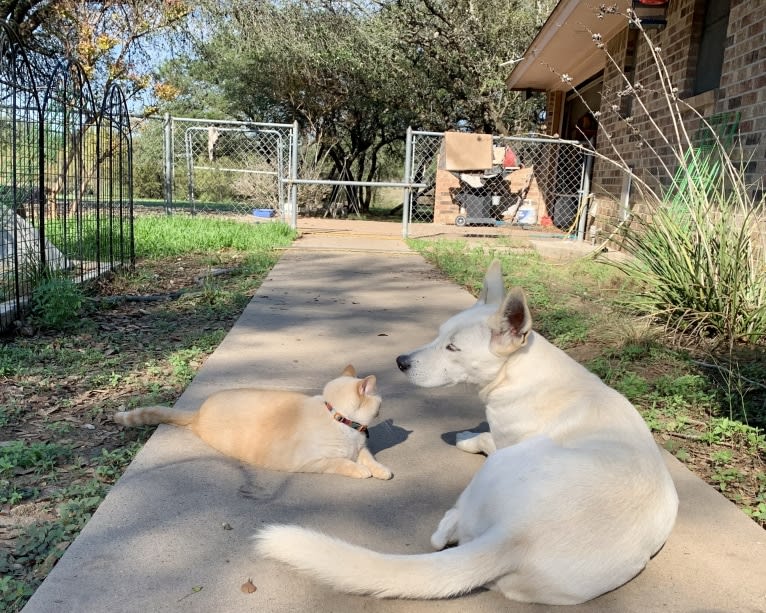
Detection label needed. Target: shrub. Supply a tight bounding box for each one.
[30,275,84,330]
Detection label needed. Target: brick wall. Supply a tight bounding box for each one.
[587,0,765,241]
[433,168,461,224]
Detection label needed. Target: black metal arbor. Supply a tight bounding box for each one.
[0,24,133,331]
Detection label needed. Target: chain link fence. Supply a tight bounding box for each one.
[405,131,590,237]
[164,116,295,217]
[147,117,591,239]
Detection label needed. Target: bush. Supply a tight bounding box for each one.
[30,276,84,330]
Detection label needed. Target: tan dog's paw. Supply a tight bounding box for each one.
[350,464,373,479]
[371,465,393,480]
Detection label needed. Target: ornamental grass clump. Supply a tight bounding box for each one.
[618,181,766,346]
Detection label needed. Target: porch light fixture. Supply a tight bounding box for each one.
[631,0,670,29]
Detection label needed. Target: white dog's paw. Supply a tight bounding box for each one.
[456,431,496,455]
[430,532,448,550]
[455,430,481,452]
[431,508,459,550]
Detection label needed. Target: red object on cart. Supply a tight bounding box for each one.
[503,148,519,169]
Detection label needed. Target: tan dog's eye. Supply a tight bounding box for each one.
[446,343,460,352]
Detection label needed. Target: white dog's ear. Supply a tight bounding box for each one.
[477,259,505,306]
[488,287,532,355]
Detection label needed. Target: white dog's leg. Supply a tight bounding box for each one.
[456,431,496,455]
[430,507,460,550]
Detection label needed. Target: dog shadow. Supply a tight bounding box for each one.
[441,421,490,447]
[368,419,413,454]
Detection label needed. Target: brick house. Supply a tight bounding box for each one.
[505,0,765,241]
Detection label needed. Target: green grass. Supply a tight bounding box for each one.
[133,215,296,258]
[407,237,622,347]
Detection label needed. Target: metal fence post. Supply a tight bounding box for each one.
[401,126,413,238]
[163,113,173,214]
[289,121,299,230]
[577,151,594,241]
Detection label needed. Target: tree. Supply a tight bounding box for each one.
[1,0,58,46]
[181,0,415,211]
[3,0,190,104]
[164,0,554,211]
[377,0,554,135]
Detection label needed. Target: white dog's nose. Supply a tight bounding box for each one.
[396,355,411,372]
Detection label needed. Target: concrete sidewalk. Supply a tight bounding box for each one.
[23,224,766,613]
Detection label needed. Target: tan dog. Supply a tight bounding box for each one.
[114,365,392,479]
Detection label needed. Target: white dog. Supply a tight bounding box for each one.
[254,260,678,605]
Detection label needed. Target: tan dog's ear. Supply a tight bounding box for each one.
[341,364,356,377]
[358,375,376,396]
[489,287,532,356]
[477,259,505,306]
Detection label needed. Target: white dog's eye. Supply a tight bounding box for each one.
[446,343,460,352]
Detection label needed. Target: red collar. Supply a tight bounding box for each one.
[325,401,369,438]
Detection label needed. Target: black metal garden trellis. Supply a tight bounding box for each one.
[0,24,133,331]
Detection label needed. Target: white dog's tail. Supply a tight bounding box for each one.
[254,524,511,599]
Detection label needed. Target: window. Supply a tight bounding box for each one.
[621,28,640,118]
[693,0,730,95]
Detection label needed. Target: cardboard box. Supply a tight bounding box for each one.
[440,132,493,171]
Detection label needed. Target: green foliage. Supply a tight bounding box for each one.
[131,120,165,199]
[700,418,766,452]
[13,523,67,569]
[58,481,109,522]
[167,347,204,385]
[744,474,766,523]
[159,1,555,211]
[615,193,766,346]
[0,479,110,612]
[571,14,766,348]
[0,441,72,477]
[613,371,650,400]
[0,575,35,613]
[30,275,84,330]
[535,307,589,348]
[94,444,142,484]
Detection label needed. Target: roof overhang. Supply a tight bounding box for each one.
[506,0,631,92]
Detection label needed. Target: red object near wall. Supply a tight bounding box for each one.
[503,148,519,169]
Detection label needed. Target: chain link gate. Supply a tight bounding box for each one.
[164,116,296,217]
[403,130,591,239]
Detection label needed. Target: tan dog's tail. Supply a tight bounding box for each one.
[114,406,196,427]
[254,524,511,599]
